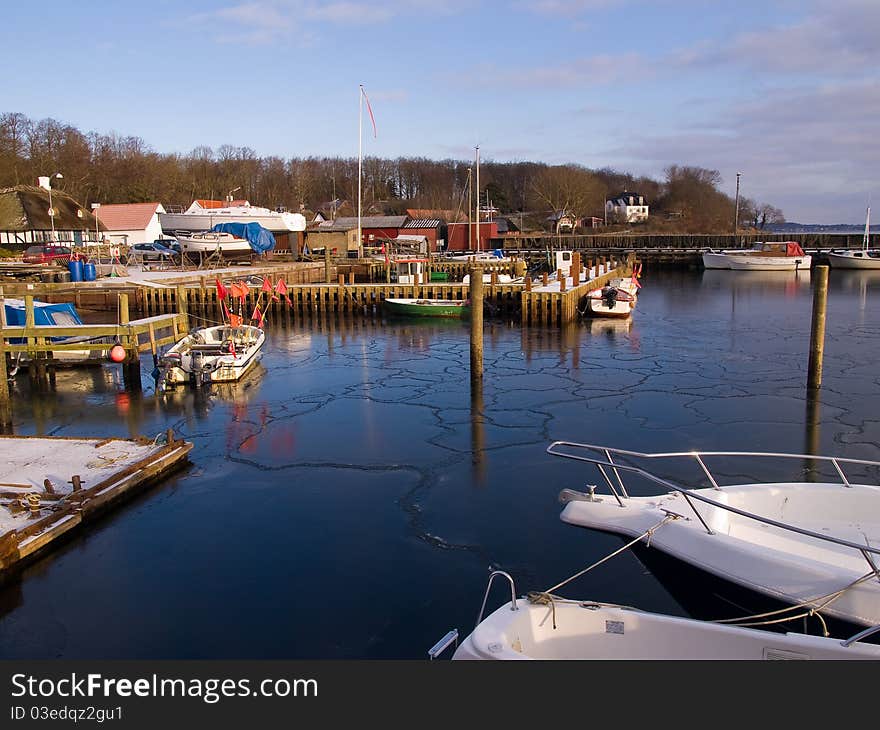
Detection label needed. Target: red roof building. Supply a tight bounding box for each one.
[94,202,166,245]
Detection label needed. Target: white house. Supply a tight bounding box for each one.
[606,192,649,223]
[93,202,167,245]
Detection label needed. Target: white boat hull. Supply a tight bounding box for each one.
[826,251,880,269]
[703,252,812,270]
[159,209,305,234]
[453,599,880,660]
[560,482,880,628]
[159,325,265,387]
[174,232,254,257]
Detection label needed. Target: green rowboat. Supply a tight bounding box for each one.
[383,298,471,318]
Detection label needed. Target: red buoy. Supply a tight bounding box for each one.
[110,344,126,363]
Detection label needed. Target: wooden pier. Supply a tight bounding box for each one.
[0,432,193,584]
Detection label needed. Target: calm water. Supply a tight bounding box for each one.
[0,268,878,658]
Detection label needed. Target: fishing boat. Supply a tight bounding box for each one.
[157,324,265,388]
[3,298,108,365]
[827,206,880,269]
[383,298,470,318]
[583,284,635,318]
[548,441,880,630]
[703,241,811,271]
[442,572,880,660]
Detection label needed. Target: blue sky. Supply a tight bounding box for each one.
[4,0,878,223]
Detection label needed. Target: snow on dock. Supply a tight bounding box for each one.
[0,432,192,580]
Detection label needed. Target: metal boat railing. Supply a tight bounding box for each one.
[547,441,880,570]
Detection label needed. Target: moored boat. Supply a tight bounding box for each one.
[703,241,811,271]
[583,284,635,318]
[157,324,265,388]
[549,441,880,630]
[383,298,470,318]
[3,298,109,364]
[446,576,880,660]
[827,206,880,269]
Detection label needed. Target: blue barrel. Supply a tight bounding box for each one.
[83,262,97,281]
[68,259,83,282]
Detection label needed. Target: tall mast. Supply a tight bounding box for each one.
[358,85,363,259]
[475,145,480,253]
[865,205,871,250]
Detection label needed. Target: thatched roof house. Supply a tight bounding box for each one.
[0,185,102,248]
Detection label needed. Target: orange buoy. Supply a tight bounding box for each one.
[110,344,126,362]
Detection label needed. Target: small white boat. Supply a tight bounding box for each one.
[461,272,516,284]
[827,206,880,269]
[703,242,811,271]
[448,582,880,660]
[157,324,265,388]
[584,284,635,318]
[174,231,253,258]
[443,250,510,263]
[549,441,880,629]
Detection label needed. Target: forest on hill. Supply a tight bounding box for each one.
[0,112,784,233]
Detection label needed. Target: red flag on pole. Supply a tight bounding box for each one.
[251,303,264,328]
[215,278,228,299]
[275,278,292,306]
[261,277,273,293]
[361,86,377,138]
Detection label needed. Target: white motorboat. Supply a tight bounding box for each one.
[583,284,635,318]
[549,442,880,629]
[173,230,253,258]
[827,206,880,269]
[443,572,880,660]
[443,250,510,263]
[703,241,811,271]
[157,324,265,388]
[159,200,306,234]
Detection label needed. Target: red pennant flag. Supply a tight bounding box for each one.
[261,277,273,293]
[215,278,228,299]
[361,85,377,139]
[251,304,264,327]
[275,278,292,306]
[229,313,242,328]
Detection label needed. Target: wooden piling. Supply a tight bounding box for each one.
[469,266,484,384]
[807,265,829,390]
[0,287,10,430]
[325,247,332,283]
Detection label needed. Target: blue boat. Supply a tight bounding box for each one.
[4,299,109,364]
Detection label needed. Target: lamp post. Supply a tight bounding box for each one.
[733,172,742,234]
[90,202,101,244]
[47,172,63,243]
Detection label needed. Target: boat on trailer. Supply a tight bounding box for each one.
[157,324,265,389]
[548,441,880,630]
[438,571,880,660]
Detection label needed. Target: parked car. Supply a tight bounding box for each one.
[22,245,73,265]
[128,242,178,263]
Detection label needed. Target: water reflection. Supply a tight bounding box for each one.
[470,377,486,486]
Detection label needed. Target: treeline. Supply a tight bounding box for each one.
[0,112,783,232]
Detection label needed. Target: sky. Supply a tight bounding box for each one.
[3,0,878,223]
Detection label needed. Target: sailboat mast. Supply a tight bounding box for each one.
[865,206,871,250]
[475,145,481,253]
[358,85,363,259]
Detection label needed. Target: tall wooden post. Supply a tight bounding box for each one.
[0,287,11,430]
[325,247,332,283]
[807,265,829,391]
[469,266,484,384]
[119,292,140,392]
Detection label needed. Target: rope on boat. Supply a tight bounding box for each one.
[709,570,879,636]
[527,515,678,629]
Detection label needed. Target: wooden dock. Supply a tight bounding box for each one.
[0,432,193,584]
